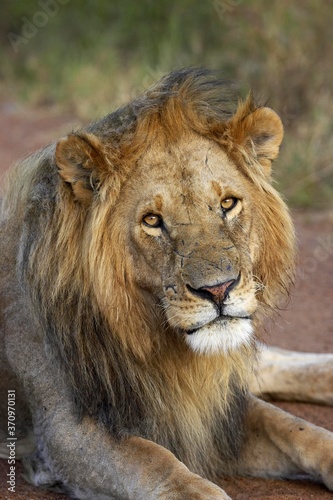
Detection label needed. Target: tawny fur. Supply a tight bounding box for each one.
[0,69,297,489]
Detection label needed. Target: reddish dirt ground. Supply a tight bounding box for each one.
[0,103,332,499]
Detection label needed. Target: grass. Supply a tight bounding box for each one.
[0,0,332,207]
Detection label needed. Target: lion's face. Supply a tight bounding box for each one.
[120,134,259,355]
[56,78,294,360]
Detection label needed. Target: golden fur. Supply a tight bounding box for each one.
[1,69,299,492]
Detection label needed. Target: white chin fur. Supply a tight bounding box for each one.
[184,318,253,355]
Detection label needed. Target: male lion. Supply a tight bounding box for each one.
[0,68,333,499]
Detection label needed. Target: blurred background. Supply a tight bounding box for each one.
[0,3,333,499]
[0,0,333,207]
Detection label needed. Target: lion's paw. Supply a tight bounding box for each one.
[159,474,231,499]
[322,462,333,492]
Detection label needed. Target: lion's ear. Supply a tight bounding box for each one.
[55,133,108,205]
[227,101,284,175]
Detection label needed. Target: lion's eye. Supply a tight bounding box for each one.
[221,197,238,212]
[142,213,163,228]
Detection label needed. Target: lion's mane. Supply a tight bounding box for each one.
[1,69,295,479]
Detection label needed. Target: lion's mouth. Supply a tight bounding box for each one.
[186,315,252,335]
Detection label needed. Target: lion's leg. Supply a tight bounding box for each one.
[250,345,333,404]
[27,410,231,499]
[238,395,333,490]
[5,321,229,499]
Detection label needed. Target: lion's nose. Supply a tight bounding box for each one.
[201,279,236,304]
[187,277,239,308]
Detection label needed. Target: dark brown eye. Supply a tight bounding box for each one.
[142,213,163,228]
[221,197,238,212]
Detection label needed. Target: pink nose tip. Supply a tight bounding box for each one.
[201,279,236,304]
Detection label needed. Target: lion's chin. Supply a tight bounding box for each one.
[184,317,253,355]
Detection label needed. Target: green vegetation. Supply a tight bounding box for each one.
[1,0,332,207]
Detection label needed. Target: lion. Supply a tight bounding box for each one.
[0,68,333,499]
